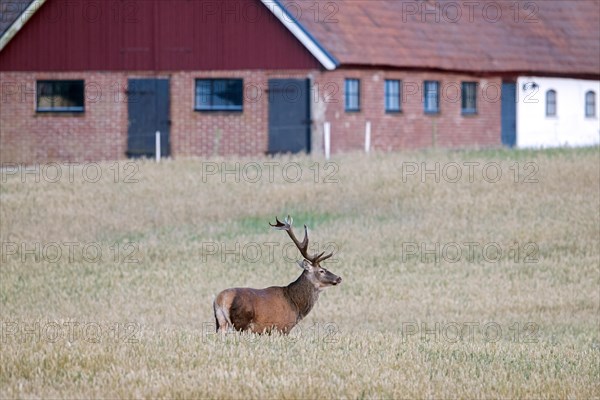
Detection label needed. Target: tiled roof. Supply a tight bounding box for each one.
[284,0,600,76]
[1,0,598,77]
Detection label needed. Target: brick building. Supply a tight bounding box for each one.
[0,0,598,164]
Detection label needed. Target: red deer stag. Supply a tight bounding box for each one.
[213,216,341,334]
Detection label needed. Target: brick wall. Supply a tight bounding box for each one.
[0,70,316,164]
[0,68,502,164]
[1,71,129,164]
[170,69,316,158]
[313,69,503,153]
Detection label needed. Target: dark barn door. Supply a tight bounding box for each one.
[501,82,517,147]
[127,79,170,158]
[268,79,311,154]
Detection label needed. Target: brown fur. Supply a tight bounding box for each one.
[214,263,341,334]
[213,216,342,334]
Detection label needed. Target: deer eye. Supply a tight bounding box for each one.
[319,269,325,274]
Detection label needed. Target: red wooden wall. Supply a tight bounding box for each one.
[0,0,321,71]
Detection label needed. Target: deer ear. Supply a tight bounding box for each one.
[296,259,312,271]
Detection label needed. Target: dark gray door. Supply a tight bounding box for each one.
[501,82,517,147]
[268,79,310,154]
[127,78,170,158]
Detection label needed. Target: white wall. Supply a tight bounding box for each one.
[516,76,600,148]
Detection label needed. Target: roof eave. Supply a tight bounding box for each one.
[334,63,600,80]
[0,0,47,53]
[261,0,338,70]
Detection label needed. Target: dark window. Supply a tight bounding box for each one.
[195,79,243,111]
[36,80,84,112]
[546,89,557,117]
[345,78,360,112]
[424,81,439,114]
[385,79,401,112]
[585,91,596,118]
[461,82,477,114]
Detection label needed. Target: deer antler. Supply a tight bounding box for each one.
[270,215,333,264]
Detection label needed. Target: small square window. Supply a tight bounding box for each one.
[345,78,360,112]
[36,80,84,112]
[385,80,401,113]
[195,79,243,111]
[424,81,439,114]
[461,82,477,115]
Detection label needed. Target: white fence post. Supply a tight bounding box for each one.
[365,121,371,153]
[324,122,331,160]
[155,131,161,162]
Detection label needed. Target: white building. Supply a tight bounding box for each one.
[516,77,600,148]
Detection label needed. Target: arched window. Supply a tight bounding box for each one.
[585,91,596,118]
[546,90,557,117]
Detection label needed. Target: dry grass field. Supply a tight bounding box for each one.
[1,147,599,398]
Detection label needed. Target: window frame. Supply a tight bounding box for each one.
[385,79,402,113]
[546,89,557,117]
[461,81,478,115]
[345,78,360,112]
[423,80,440,114]
[194,78,244,112]
[36,80,85,113]
[585,91,596,118]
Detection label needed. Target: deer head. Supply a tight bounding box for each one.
[270,215,342,290]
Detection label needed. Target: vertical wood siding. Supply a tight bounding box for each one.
[0,0,321,71]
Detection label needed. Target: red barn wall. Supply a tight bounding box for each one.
[0,0,320,71]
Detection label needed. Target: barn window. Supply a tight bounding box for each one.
[385,79,401,113]
[546,90,557,117]
[195,79,243,111]
[36,80,84,112]
[585,91,596,118]
[345,78,360,112]
[461,82,477,114]
[424,81,440,114]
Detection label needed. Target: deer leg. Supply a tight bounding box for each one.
[213,294,234,333]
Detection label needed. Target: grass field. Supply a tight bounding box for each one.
[1,147,599,398]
